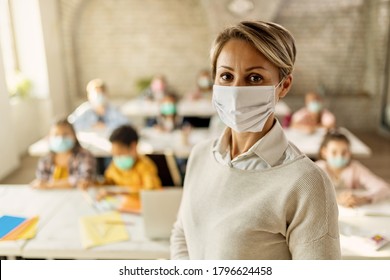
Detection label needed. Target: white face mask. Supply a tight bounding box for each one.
[212,81,282,133]
[90,91,106,107]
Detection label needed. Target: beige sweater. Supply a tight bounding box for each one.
[171,139,341,260]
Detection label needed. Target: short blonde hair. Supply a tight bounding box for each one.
[86,78,106,93]
[210,21,296,80]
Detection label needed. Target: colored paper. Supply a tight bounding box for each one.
[118,196,141,214]
[79,211,129,249]
[2,216,39,241]
[0,215,27,239]
[0,215,39,241]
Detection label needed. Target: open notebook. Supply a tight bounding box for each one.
[79,211,129,249]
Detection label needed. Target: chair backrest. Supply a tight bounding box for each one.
[182,116,211,128]
[146,153,182,186]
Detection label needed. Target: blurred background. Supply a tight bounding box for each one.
[0,0,389,182]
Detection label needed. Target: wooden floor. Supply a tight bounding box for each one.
[1,131,389,185]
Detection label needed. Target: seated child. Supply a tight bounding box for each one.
[100,125,161,211]
[315,131,390,207]
[155,94,182,132]
[68,78,129,132]
[291,91,336,133]
[187,69,213,100]
[30,118,96,189]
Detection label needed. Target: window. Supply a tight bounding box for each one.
[0,0,31,98]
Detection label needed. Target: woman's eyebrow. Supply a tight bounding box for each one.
[218,65,234,71]
[217,65,268,71]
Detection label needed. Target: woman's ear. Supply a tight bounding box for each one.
[277,74,293,100]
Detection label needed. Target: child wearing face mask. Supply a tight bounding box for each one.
[30,118,96,189]
[100,125,161,211]
[68,79,129,132]
[315,131,390,208]
[187,69,213,100]
[156,94,182,132]
[291,91,336,133]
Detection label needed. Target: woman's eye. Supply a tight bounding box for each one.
[248,74,263,83]
[220,73,233,82]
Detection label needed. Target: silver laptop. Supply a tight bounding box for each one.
[140,188,183,240]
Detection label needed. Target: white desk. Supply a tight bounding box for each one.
[28,130,112,158]
[0,185,170,260]
[28,128,211,158]
[138,128,210,158]
[338,200,390,259]
[121,98,215,118]
[284,127,372,158]
[22,190,170,260]
[121,98,291,118]
[0,186,73,258]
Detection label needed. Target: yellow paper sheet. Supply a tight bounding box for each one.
[79,211,129,249]
[16,216,39,240]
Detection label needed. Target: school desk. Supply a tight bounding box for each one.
[0,185,169,260]
[120,98,291,119]
[27,128,210,158]
[28,126,371,160]
[338,199,390,259]
[22,190,170,260]
[0,186,73,259]
[284,127,372,158]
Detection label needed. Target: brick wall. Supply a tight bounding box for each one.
[58,0,390,131]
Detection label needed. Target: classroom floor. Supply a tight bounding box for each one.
[1,131,389,185]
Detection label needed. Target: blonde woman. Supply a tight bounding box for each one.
[170,21,340,260]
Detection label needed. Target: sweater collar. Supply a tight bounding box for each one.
[213,120,289,167]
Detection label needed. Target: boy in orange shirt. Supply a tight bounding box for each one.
[100,125,161,212]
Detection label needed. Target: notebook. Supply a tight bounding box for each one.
[140,188,183,240]
[79,211,129,249]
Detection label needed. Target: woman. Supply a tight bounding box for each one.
[170,21,341,260]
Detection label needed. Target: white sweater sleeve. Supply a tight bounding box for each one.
[287,166,341,259]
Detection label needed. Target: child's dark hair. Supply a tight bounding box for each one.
[51,117,81,151]
[109,125,139,146]
[318,129,350,160]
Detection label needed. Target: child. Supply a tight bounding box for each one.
[31,118,96,189]
[156,94,182,132]
[68,79,129,132]
[100,125,161,211]
[316,131,390,207]
[187,69,213,100]
[291,91,336,133]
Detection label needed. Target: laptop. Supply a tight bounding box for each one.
[140,188,183,240]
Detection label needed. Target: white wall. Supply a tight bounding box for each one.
[0,47,19,180]
[39,0,70,118]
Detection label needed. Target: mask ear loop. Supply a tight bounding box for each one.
[274,77,286,103]
[275,77,286,88]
